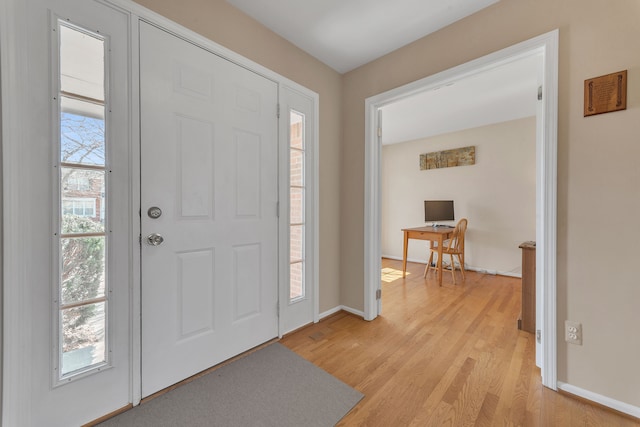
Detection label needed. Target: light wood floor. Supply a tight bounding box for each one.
[281,258,639,427]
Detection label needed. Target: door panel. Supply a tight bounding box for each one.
[177,249,215,339]
[140,22,279,397]
[177,116,215,218]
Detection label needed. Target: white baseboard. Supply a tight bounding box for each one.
[318,306,342,320]
[496,270,521,278]
[381,255,523,279]
[468,267,522,278]
[319,305,365,320]
[557,381,640,419]
[382,254,425,264]
[340,305,365,318]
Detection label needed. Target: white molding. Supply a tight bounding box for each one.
[126,11,142,407]
[1,0,33,424]
[364,30,559,389]
[104,0,311,95]
[382,255,425,264]
[319,305,366,320]
[495,271,522,279]
[540,30,559,391]
[558,382,640,419]
[319,306,343,320]
[381,255,523,278]
[312,87,320,325]
[341,305,366,318]
[363,103,381,321]
[277,91,287,339]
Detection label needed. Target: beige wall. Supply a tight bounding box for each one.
[382,118,536,274]
[342,0,640,408]
[132,0,343,313]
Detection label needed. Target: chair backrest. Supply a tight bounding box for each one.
[446,218,468,254]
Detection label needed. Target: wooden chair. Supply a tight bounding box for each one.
[424,218,468,284]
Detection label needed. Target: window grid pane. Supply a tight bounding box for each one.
[61,302,106,375]
[60,25,105,101]
[290,187,304,225]
[290,262,304,300]
[61,96,105,166]
[61,236,106,305]
[290,148,304,187]
[290,224,304,263]
[290,112,304,150]
[61,168,105,233]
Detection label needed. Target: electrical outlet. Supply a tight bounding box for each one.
[565,320,582,345]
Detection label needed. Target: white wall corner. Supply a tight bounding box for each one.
[319,305,365,321]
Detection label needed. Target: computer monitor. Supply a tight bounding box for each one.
[424,200,454,226]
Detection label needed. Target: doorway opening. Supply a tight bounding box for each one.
[364,30,558,389]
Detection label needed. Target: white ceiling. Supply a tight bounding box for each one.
[226,0,499,74]
[381,54,543,145]
[225,0,541,144]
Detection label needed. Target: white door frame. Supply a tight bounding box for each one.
[1,1,34,424]
[364,30,559,389]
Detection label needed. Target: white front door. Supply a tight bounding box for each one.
[139,23,279,397]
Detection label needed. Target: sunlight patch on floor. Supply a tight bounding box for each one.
[381,267,406,283]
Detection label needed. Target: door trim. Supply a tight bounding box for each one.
[364,30,559,389]
[1,2,32,424]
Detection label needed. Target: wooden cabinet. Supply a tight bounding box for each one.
[518,241,536,334]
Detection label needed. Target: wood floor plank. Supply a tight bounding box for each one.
[280,259,640,427]
[475,392,500,427]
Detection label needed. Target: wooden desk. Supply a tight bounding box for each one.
[402,226,454,286]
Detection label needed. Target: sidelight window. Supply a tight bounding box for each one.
[289,111,306,301]
[56,22,109,379]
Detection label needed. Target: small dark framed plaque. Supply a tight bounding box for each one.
[584,70,627,117]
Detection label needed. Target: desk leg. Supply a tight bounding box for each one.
[402,231,408,278]
[437,236,444,287]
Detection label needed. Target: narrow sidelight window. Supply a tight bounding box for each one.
[289,111,305,301]
[56,23,109,379]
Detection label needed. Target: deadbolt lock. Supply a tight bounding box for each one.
[148,206,162,219]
